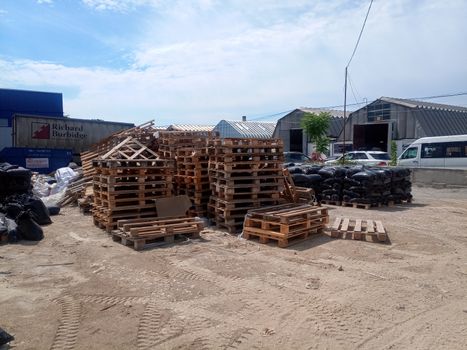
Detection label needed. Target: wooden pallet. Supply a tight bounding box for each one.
[111,216,204,250]
[388,198,413,206]
[211,137,283,148]
[321,199,342,206]
[111,230,199,250]
[241,203,328,247]
[246,203,328,224]
[282,169,317,204]
[326,217,387,242]
[242,226,323,248]
[117,216,204,237]
[341,202,382,210]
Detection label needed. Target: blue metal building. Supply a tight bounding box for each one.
[0,88,64,150]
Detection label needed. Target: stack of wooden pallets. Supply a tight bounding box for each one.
[112,216,205,250]
[92,137,174,232]
[157,131,216,160]
[208,138,285,233]
[157,131,217,216]
[242,203,329,247]
[175,148,211,216]
[81,120,157,179]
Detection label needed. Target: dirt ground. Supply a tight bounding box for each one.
[1,186,467,350]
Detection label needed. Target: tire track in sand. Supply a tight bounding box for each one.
[50,295,81,350]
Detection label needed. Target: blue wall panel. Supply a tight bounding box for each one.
[0,88,63,126]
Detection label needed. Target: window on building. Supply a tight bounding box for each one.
[421,143,444,158]
[367,103,391,122]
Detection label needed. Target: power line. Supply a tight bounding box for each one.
[244,91,467,122]
[409,92,467,100]
[249,109,295,121]
[346,0,374,68]
[347,71,360,104]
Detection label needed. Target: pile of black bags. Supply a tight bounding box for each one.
[285,163,412,205]
[0,162,54,243]
[0,162,32,196]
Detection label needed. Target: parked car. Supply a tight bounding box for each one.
[284,152,312,164]
[325,151,390,166]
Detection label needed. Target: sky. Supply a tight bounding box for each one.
[0,0,466,125]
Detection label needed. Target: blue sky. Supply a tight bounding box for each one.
[0,0,466,125]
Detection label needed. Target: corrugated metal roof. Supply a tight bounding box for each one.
[167,124,214,131]
[213,120,276,139]
[415,109,467,136]
[380,97,467,113]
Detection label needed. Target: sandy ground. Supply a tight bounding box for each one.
[1,186,467,350]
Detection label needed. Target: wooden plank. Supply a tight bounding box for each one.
[331,217,342,231]
[354,219,362,232]
[366,220,375,233]
[375,220,385,234]
[341,218,350,232]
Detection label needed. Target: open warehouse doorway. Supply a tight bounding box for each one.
[353,123,389,152]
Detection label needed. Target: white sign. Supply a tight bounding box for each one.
[26,158,49,169]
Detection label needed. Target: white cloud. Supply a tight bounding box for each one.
[37,0,53,4]
[1,0,466,124]
[81,0,159,11]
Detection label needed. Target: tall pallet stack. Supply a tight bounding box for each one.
[208,138,285,233]
[92,136,174,232]
[175,147,211,216]
[157,131,216,216]
[79,121,159,213]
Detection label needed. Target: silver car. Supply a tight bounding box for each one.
[325,151,390,166]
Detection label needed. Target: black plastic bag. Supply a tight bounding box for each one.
[287,166,303,174]
[6,217,20,242]
[0,327,14,346]
[16,211,44,241]
[0,214,7,237]
[5,203,23,220]
[48,206,61,216]
[24,197,52,225]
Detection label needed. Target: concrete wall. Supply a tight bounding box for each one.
[411,168,467,188]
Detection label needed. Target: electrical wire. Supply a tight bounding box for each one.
[347,71,361,104]
[346,0,374,68]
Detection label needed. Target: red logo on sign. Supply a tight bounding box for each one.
[32,122,50,139]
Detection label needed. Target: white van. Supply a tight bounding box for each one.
[397,135,467,168]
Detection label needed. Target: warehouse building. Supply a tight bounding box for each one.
[272,108,346,155]
[213,119,276,139]
[338,97,467,155]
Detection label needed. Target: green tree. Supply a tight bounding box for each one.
[300,111,331,154]
[390,140,397,166]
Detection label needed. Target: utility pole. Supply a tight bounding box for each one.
[341,0,373,159]
[343,67,348,158]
